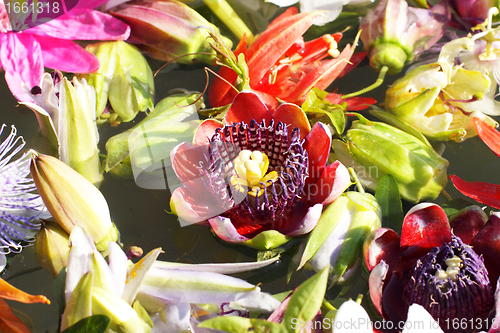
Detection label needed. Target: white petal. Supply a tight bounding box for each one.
[265,0,298,6]
[402,304,444,333]
[332,300,372,333]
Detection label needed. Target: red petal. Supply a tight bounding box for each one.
[302,122,331,186]
[225,91,273,125]
[399,203,451,265]
[281,44,354,103]
[337,51,366,79]
[449,205,488,244]
[474,117,500,158]
[193,119,223,146]
[381,274,408,323]
[363,228,401,272]
[303,161,350,205]
[324,93,378,111]
[247,11,319,86]
[271,102,311,140]
[450,174,500,210]
[470,213,500,284]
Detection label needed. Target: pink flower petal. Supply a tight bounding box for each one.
[171,187,222,225]
[37,36,99,73]
[363,228,400,272]
[170,142,208,186]
[285,203,322,237]
[369,261,390,317]
[302,122,331,186]
[0,33,44,102]
[28,9,130,41]
[304,161,350,205]
[209,216,250,243]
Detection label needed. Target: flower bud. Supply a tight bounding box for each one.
[332,113,449,203]
[34,221,70,277]
[22,72,102,186]
[298,191,382,284]
[360,0,449,74]
[30,153,118,252]
[82,41,154,124]
[385,62,498,141]
[110,0,233,65]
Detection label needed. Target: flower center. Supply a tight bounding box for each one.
[403,236,494,332]
[205,119,308,234]
[231,149,278,196]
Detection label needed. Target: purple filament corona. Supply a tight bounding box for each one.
[200,119,309,225]
[0,124,44,254]
[404,236,494,332]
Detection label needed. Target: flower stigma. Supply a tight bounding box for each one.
[231,149,278,196]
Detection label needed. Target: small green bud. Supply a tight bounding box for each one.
[369,43,408,75]
[34,221,70,277]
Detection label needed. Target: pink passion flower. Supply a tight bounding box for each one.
[364,203,500,332]
[0,0,130,102]
[170,91,351,250]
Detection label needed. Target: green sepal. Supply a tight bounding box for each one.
[243,230,292,250]
[61,315,111,333]
[61,271,94,330]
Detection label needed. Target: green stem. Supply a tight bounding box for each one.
[202,0,254,43]
[348,167,365,194]
[322,299,336,311]
[355,294,364,305]
[342,65,388,99]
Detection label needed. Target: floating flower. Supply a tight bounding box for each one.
[170,91,351,250]
[0,125,45,255]
[0,0,130,102]
[364,203,500,332]
[359,0,450,75]
[208,7,374,111]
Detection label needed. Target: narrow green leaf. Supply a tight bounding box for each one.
[375,174,404,234]
[282,266,329,332]
[61,315,111,333]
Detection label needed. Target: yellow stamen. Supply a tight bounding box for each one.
[232,150,277,195]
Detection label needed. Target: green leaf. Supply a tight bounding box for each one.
[243,230,292,250]
[61,315,111,333]
[375,174,404,234]
[282,266,329,332]
[302,88,346,135]
[53,268,67,315]
[441,198,473,218]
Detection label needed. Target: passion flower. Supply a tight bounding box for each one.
[364,203,499,332]
[170,91,351,250]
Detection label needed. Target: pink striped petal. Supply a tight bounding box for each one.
[171,187,221,225]
[209,216,250,243]
[304,161,350,205]
[28,9,130,41]
[37,36,99,73]
[0,33,44,102]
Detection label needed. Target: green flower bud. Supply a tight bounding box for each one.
[298,192,381,284]
[82,41,155,123]
[34,221,70,277]
[22,73,102,186]
[30,153,119,252]
[332,113,449,203]
[385,62,498,141]
[110,0,233,65]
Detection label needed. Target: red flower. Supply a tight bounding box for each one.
[208,7,375,112]
[364,203,500,331]
[170,91,350,249]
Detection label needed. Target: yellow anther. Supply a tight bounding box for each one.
[232,150,276,194]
